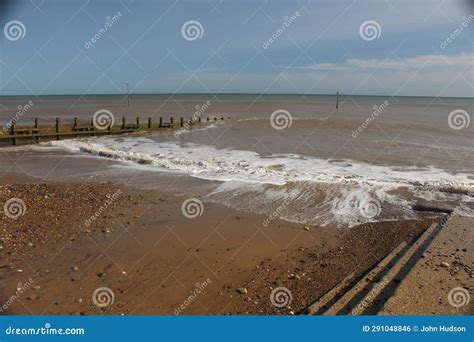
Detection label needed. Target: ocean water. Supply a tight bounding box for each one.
[2,94,473,227]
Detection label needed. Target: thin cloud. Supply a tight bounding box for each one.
[289,53,473,72]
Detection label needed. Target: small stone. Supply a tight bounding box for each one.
[75,297,83,304]
[27,242,35,247]
[303,226,310,231]
[97,272,106,277]
[32,285,41,290]
[440,262,450,268]
[236,287,248,295]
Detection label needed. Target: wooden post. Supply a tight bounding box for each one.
[159,117,163,128]
[180,117,184,127]
[336,91,339,109]
[136,117,140,126]
[170,117,174,125]
[198,117,201,124]
[11,122,16,146]
[34,118,39,143]
[55,118,60,140]
[207,117,209,122]
[73,117,78,137]
[148,117,152,129]
[122,117,126,130]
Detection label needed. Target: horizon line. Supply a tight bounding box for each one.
[0,93,472,99]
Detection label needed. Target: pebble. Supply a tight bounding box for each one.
[303,226,310,231]
[236,287,248,295]
[440,262,450,268]
[32,285,41,290]
[72,265,79,271]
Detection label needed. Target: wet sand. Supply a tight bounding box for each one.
[1,175,440,315]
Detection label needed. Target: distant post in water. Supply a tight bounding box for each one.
[159,117,163,128]
[336,91,339,109]
[11,122,16,146]
[148,117,152,129]
[126,81,130,107]
[55,118,60,140]
[180,117,184,127]
[34,118,39,143]
[170,117,174,125]
[122,117,126,129]
[136,117,140,126]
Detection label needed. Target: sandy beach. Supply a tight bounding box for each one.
[3,170,471,315]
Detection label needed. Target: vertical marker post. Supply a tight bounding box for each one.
[336,91,339,109]
[126,81,130,107]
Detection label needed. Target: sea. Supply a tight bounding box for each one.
[1,94,472,227]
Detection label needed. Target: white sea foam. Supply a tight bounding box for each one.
[49,137,473,189]
[47,136,474,226]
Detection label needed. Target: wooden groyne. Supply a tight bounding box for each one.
[0,115,227,146]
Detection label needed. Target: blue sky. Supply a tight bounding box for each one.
[0,0,473,97]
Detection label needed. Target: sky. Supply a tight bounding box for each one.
[0,0,473,97]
